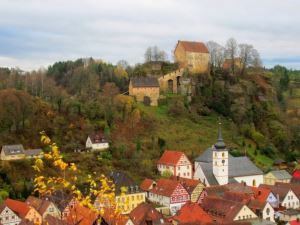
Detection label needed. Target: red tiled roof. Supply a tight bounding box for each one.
[128,203,170,225]
[170,176,202,194]
[158,150,189,166]
[172,202,212,224]
[201,196,244,222]
[223,191,251,204]
[4,199,30,218]
[140,179,154,191]
[247,199,266,211]
[66,204,98,225]
[25,196,51,215]
[177,41,209,53]
[149,179,183,197]
[101,208,128,225]
[251,186,271,203]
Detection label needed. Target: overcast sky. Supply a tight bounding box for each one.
[0,0,299,71]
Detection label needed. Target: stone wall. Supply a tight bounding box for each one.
[129,82,159,106]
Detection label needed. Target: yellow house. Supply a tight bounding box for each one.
[129,77,160,106]
[1,144,26,160]
[94,171,146,214]
[264,170,292,185]
[174,40,210,74]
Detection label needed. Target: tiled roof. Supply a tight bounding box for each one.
[66,204,98,225]
[101,208,128,225]
[201,196,244,222]
[259,184,291,201]
[43,215,68,225]
[4,199,30,218]
[172,202,212,224]
[128,202,170,225]
[107,171,141,195]
[148,178,182,197]
[268,170,292,180]
[289,219,300,225]
[157,150,188,166]
[25,149,43,156]
[223,191,251,204]
[273,182,300,198]
[2,144,25,155]
[130,77,159,88]
[44,191,74,212]
[169,176,202,194]
[177,41,209,53]
[251,187,271,203]
[140,178,154,191]
[25,196,51,215]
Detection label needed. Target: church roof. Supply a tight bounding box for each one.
[195,148,263,185]
[214,126,226,150]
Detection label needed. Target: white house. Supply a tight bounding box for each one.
[194,126,264,187]
[86,132,109,151]
[140,178,190,215]
[260,184,300,209]
[0,204,22,225]
[157,150,192,179]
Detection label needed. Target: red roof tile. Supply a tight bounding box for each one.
[149,179,185,197]
[177,41,209,53]
[172,202,212,224]
[251,186,271,203]
[5,199,30,218]
[66,204,98,225]
[128,203,170,225]
[170,176,202,194]
[25,196,51,215]
[101,208,128,225]
[157,150,189,166]
[140,179,154,191]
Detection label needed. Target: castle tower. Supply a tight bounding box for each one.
[212,124,229,185]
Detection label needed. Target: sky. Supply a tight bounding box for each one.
[0,0,299,71]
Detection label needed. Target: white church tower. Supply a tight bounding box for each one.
[212,124,229,185]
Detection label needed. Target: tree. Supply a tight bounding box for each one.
[33,132,125,222]
[144,46,167,62]
[239,43,254,75]
[225,38,238,74]
[206,41,225,71]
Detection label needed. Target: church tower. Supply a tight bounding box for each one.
[212,124,229,185]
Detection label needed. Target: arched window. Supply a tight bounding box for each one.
[252,179,256,187]
[222,152,225,157]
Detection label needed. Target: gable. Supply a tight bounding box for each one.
[172,183,188,197]
[283,190,299,203]
[178,155,191,166]
[234,205,257,221]
[0,206,19,219]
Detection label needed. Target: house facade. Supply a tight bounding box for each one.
[264,170,292,185]
[129,77,160,106]
[86,132,109,151]
[140,178,189,215]
[4,199,42,225]
[174,40,210,74]
[157,150,192,179]
[25,196,61,219]
[0,205,22,225]
[1,145,25,161]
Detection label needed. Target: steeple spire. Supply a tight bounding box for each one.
[214,122,226,149]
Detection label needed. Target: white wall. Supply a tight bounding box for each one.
[262,202,275,222]
[282,190,300,209]
[233,174,264,187]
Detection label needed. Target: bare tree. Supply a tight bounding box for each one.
[239,43,254,75]
[251,49,262,68]
[144,46,167,62]
[225,38,238,74]
[207,41,225,71]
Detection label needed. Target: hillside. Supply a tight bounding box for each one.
[0,60,299,201]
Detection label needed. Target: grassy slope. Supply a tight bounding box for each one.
[138,103,273,171]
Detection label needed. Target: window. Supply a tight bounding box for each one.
[49,207,54,212]
[187,165,189,169]
[266,208,270,215]
[178,166,180,170]
[131,196,134,201]
[222,152,225,157]
[252,179,256,187]
[12,216,15,219]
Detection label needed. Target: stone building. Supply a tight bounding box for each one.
[129,77,160,106]
[174,40,210,74]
